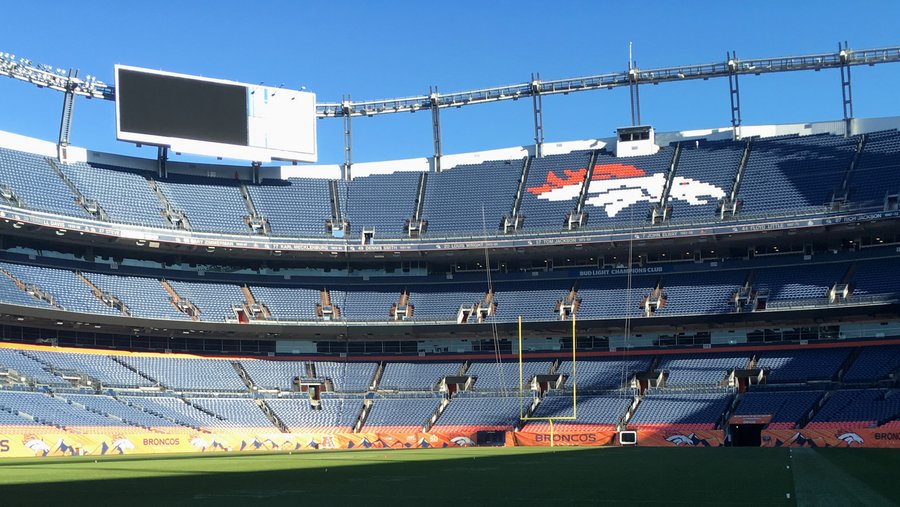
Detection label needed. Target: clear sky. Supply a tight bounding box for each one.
[1,0,899,166]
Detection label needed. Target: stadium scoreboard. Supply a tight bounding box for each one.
[114,65,316,162]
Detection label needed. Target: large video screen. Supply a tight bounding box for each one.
[115,65,317,162]
[117,69,248,146]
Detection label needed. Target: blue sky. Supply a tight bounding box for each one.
[1,0,899,166]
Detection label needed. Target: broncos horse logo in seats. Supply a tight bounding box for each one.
[665,433,711,447]
[528,164,726,218]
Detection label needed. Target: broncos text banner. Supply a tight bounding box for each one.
[761,428,900,448]
[513,430,616,446]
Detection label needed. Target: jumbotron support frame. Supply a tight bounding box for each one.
[157,146,168,179]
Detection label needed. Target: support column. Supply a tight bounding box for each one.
[727,51,742,140]
[531,73,544,158]
[157,146,168,179]
[251,161,262,185]
[430,86,442,172]
[839,41,854,137]
[342,96,353,181]
[57,69,77,163]
[628,64,641,126]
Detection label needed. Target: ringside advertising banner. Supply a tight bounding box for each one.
[7,426,899,457]
[513,430,616,447]
[635,429,725,447]
[761,428,900,448]
[0,429,481,458]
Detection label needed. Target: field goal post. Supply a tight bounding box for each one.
[519,314,577,447]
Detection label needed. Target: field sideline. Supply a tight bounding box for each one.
[0,446,897,506]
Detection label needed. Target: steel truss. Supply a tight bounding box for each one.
[2,45,897,120]
[314,45,900,118]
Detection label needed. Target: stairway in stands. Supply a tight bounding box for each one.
[108,356,163,388]
[238,182,270,234]
[76,271,130,316]
[45,157,109,221]
[0,266,61,308]
[718,138,752,219]
[146,178,192,229]
[259,399,289,432]
[159,279,201,320]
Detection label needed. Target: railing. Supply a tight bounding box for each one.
[765,294,896,311]
[2,192,897,255]
[3,290,897,329]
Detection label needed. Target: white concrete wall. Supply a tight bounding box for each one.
[0,130,58,158]
[440,146,528,171]
[276,163,341,180]
[542,138,610,155]
[348,157,430,179]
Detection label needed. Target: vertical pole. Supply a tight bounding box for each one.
[572,311,577,419]
[628,41,640,126]
[342,96,353,181]
[157,146,168,179]
[728,51,742,140]
[251,161,261,185]
[549,418,554,448]
[519,315,523,420]
[633,72,641,126]
[430,86,442,172]
[629,66,641,125]
[839,41,854,137]
[532,73,544,158]
[629,75,637,126]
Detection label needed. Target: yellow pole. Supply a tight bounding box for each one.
[572,312,577,419]
[549,418,554,448]
[519,315,523,420]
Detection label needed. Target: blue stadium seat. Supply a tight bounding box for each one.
[345,172,420,238]
[629,392,732,428]
[379,362,462,391]
[247,178,332,237]
[422,159,524,236]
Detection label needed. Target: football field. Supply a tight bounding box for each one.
[0,446,897,506]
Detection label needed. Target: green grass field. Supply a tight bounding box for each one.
[0,447,897,506]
